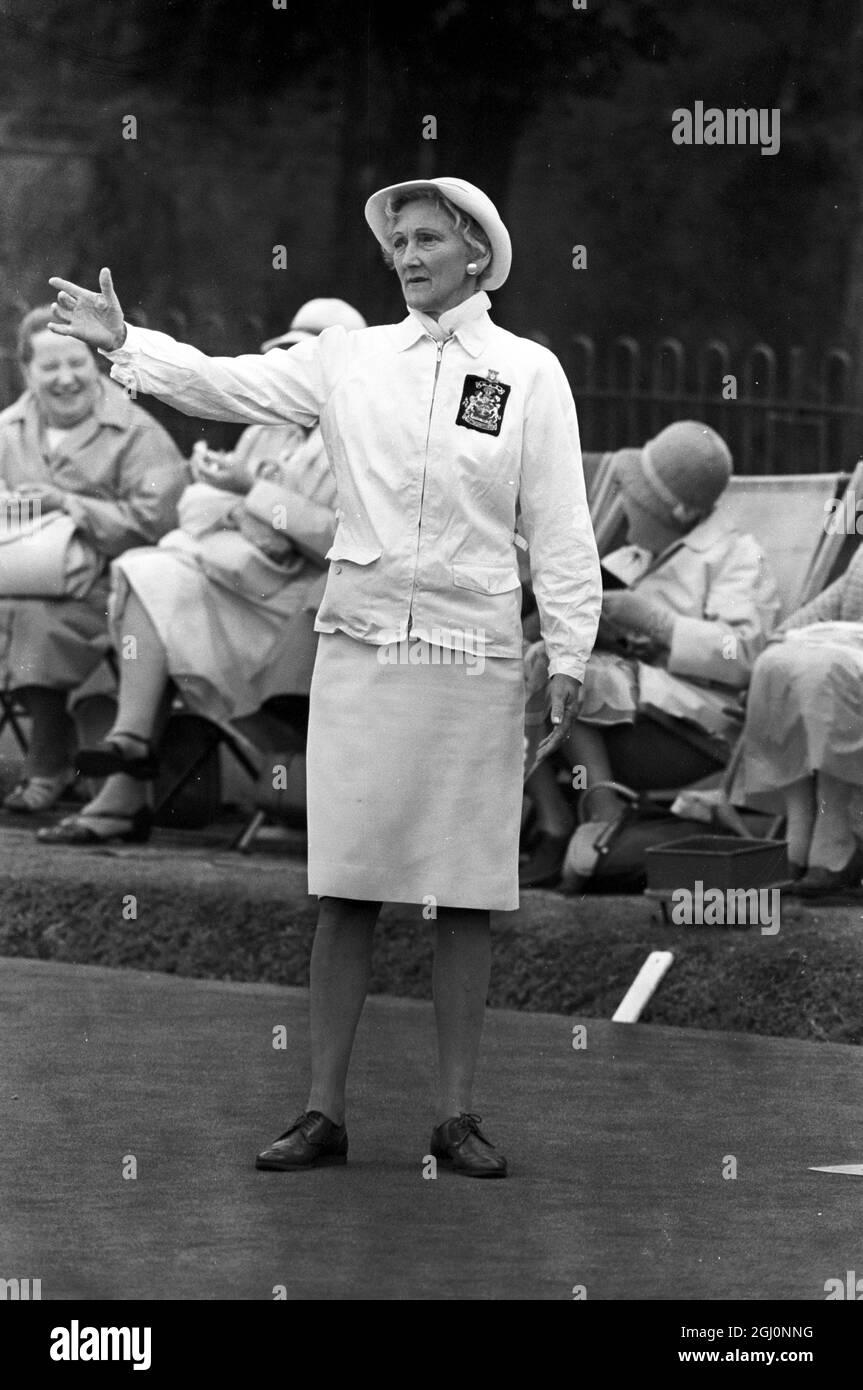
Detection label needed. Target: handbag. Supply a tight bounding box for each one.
[172,482,306,602]
[559,781,714,893]
[0,505,102,598]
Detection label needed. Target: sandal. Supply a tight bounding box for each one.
[37,806,153,845]
[75,732,158,781]
[2,770,75,814]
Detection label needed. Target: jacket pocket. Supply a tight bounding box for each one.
[452,562,521,595]
[324,537,382,565]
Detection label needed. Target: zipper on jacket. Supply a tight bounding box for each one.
[407,336,447,632]
[423,338,446,455]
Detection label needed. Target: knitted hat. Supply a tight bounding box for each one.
[615,421,733,529]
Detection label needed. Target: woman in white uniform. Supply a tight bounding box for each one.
[48,176,602,1178]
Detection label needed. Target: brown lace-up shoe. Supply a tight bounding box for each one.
[255,1110,348,1170]
[430,1112,508,1178]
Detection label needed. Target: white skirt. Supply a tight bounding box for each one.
[306,632,525,910]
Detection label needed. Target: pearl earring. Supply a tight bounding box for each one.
[466,262,479,275]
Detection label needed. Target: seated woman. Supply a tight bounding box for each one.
[38,299,364,845]
[733,543,863,896]
[520,421,780,886]
[0,305,187,813]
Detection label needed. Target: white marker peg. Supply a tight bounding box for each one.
[612,950,674,1023]
[809,1164,863,1177]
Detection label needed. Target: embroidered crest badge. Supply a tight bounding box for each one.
[456,370,511,436]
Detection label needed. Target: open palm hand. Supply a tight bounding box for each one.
[47,267,126,352]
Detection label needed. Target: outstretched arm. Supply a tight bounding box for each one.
[49,267,127,351]
[47,269,326,428]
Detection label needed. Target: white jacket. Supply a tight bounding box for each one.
[105,292,601,678]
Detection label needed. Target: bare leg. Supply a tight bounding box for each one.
[77,770,150,821]
[72,693,118,799]
[783,775,816,867]
[305,896,381,1124]
[565,721,628,821]
[72,693,117,751]
[524,759,576,837]
[433,907,491,1123]
[60,689,173,834]
[17,686,74,777]
[110,591,170,751]
[809,772,856,870]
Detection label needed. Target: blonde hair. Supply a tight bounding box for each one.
[381,189,491,277]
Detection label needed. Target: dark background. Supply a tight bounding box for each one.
[2,0,863,465]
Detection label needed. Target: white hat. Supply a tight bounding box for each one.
[364,177,512,291]
[260,298,366,352]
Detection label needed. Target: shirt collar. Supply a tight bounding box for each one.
[645,508,735,571]
[391,290,492,358]
[675,508,737,552]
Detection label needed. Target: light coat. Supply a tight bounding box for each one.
[523,509,781,754]
[112,424,338,717]
[0,379,187,557]
[634,509,781,689]
[0,379,187,690]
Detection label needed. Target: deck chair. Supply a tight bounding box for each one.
[529,461,863,815]
[684,463,863,833]
[623,468,857,781]
[581,450,612,506]
[618,467,863,821]
[796,456,863,604]
[152,704,262,829]
[712,469,854,620]
[232,607,319,853]
[527,462,863,889]
[0,690,29,754]
[581,454,860,582]
[232,696,310,853]
[581,450,627,555]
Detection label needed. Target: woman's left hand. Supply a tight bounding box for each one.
[534,673,582,763]
[602,590,674,644]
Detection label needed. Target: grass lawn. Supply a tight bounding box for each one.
[1,823,861,1046]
